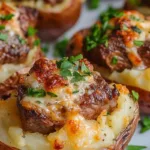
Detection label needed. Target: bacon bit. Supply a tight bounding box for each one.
[128,52,142,66]
[116,84,129,94]
[67,120,80,134]
[30,58,68,91]
[54,139,64,150]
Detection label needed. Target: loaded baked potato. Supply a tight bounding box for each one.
[0,55,139,150]
[7,0,83,41]
[67,9,150,114]
[0,2,42,98]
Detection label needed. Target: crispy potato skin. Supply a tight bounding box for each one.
[0,109,139,150]
[37,0,82,41]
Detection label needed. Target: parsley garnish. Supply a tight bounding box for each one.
[47,92,57,97]
[42,44,49,54]
[131,90,139,101]
[0,14,14,20]
[134,40,144,46]
[132,26,141,34]
[18,36,26,44]
[34,39,41,46]
[130,15,140,21]
[72,90,79,94]
[0,25,5,30]
[127,145,147,150]
[0,33,7,41]
[54,38,68,58]
[36,101,41,104]
[57,55,91,83]
[111,56,118,65]
[140,117,150,133]
[88,0,100,9]
[27,88,46,97]
[122,25,128,30]
[27,26,37,36]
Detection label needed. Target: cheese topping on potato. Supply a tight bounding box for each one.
[0,3,41,83]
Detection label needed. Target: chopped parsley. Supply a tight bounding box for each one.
[47,92,58,97]
[27,26,37,36]
[122,25,128,31]
[130,15,141,21]
[132,26,141,34]
[87,0,100,9]
[127,0,141,6]
[72,90,79,94]
[36,101,41,104]
[134,40,144,46]
[111,56,118,65]
[85,7,124,51]
[34,39,41,46]
[54,38,69,58]
[0,25,5,30]
[42,44,49,54]
[0,33,8,41]
[131,90,139,101]
[127,145,147,150]
[57,54,91,83]
[140,117,150,133]
[0,14,14,20]
[71,71,85,83]
[27,88,46,97]
[18,36,26,44]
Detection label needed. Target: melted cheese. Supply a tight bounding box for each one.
[96,66,150,92]
[0,84,138,150]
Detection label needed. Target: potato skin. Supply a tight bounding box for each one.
[0,105,139,150]
[36,0,82,41]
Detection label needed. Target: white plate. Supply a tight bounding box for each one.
[48,1,150,149]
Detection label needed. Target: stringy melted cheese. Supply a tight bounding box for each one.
[0,84,138,150]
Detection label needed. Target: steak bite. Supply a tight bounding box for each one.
[17,56,119,134]
[67,10,150,71]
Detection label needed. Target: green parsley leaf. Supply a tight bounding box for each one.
[36,101,41,104]
[127,145,147,150]
[81,62,91,75]
[18,36,26,44]
[140,117,150,133]
[131,90,139,101]
[47,92,57,97]
[27,26,37,36]
[0,25,5,30]
[60,69,72,78]
[72,90,79,94]
[128,0,141,6]
[132,26,141,34]
[130,15,140,21]
[71,72,85,83]
[122,25,128,30]
[60,60,73,69]
[111,56,118,65]
[54,38,68,58]
[27,88,46,97]
[0,14,14,20]
[34,39,41,46]
[134,40,144,46]
[42,44,49,54]
[69,54,83,63]
[0,33,8,41]
[88,0,100,10]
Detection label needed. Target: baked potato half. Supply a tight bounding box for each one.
[67,9,150,114]
[0,56,139,150]
[8,0,83,41]
[0,2,42,98]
